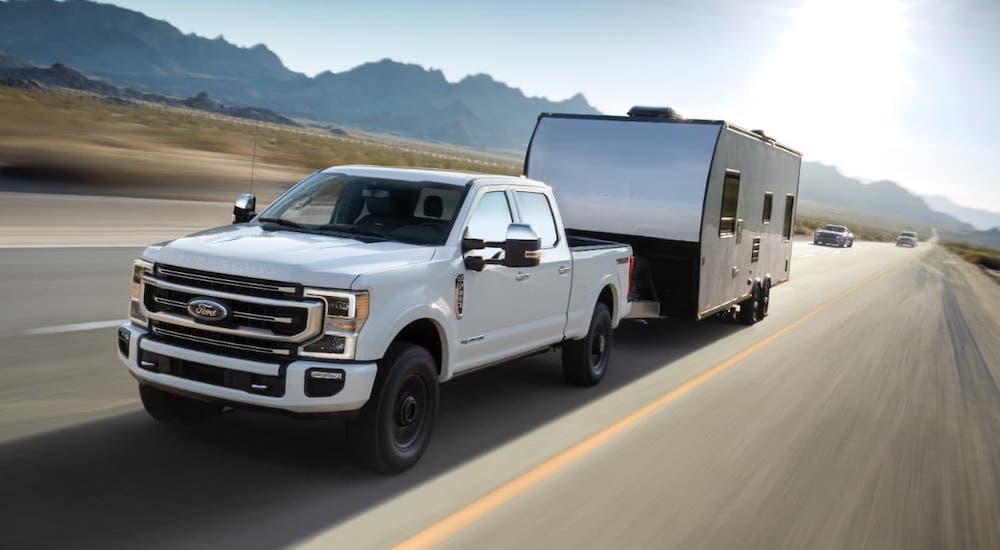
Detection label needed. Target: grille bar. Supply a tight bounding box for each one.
[157,266,298,295]
[153,295,295,324]
[152,325,292,356]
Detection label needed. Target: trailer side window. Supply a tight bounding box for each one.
[782,194,795,241]
[515,191,559,248]
[719,170,740,237]
[762,192,773,224]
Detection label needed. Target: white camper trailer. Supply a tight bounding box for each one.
[524,107,802,324]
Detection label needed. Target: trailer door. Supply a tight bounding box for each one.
[718,169,745,300]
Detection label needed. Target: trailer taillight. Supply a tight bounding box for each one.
[627,256,636,301]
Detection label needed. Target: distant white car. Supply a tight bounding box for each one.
[896,230,918,247]
[814,224,854,247]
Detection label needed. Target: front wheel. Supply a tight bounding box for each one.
[139,384,223,427]
[348,342,439,475]
[562,302,613,386]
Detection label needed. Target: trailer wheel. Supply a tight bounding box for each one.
[757,279,771,318]
[348,342,438,475]
[562,302,612,386]
[739,284,761,325]
[139,384,222,427]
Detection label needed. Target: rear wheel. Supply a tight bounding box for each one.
[139,384,222,427]
[348,342,438,475]
[562,302,612,386]
[739,284,761,325]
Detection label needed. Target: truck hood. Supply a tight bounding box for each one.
[143,224,437,289]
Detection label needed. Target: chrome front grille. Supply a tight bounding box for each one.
[155,264,300,298]
[140,267,325,360]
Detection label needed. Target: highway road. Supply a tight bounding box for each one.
[1,238,998,549]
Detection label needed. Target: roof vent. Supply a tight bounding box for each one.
[627,106,683,120]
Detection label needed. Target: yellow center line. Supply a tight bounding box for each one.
[394,253,911,550]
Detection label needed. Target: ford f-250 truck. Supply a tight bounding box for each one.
[118,166,632,473]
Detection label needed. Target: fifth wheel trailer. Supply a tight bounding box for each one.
[524,107,802,324]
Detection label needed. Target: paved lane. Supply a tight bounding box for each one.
[0,241,997,550]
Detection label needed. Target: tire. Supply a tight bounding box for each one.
[139,384,223,427]
[756,279,771,318]
[562,302,612,387]
[739,284,761,325]
[348,342,439,475]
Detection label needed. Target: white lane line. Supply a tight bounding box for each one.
[24,319,125,335]
[0,244,145,249]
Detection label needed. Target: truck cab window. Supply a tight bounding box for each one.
[719,170,741,237]
[782,194,795,241]
[515,191,558,247]
[467,191,513,243]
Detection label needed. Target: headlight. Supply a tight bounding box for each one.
[130,259,153,326]
[301,289,369,359]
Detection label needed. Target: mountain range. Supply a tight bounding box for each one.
[922,195,1000,231]
[0,0,993,235]
[0,0,598,150]
[799,163,976,231]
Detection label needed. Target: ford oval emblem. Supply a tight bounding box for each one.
[187,297,230,323]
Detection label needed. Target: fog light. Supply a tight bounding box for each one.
[303,335,347,355]
[304,368,345,397]
[117,326,131,356]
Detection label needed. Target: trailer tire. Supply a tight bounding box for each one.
[739,284,761,325]
[562,302,612,387]
[348,342,438,475]
[139,384,222,427]
[757,278,771,318]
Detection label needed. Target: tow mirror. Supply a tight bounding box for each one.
[500,224,541,268]
[233,193,256,224]
[462,224,541,271]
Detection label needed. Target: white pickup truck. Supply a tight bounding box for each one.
[118,166,632,473]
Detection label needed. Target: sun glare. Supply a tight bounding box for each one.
[745,0,912,167]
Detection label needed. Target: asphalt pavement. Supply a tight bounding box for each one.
[0,239,997,549]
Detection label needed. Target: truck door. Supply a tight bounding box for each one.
[511,190,572,348]
[454,189,534,371]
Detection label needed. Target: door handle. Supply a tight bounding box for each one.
[558,265,572,275]
[515,271,531,281]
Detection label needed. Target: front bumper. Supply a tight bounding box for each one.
[118,323,377,414]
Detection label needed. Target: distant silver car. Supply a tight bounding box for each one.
[896,230,918,247]
[813,224,854,247]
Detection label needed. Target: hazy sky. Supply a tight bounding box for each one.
[105,0,1000,210]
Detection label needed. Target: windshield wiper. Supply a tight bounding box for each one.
[322,224,391,241]
[257,217,311,230]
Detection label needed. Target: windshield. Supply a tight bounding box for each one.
[257,172,465,245]
[821,225,847,232]
[902,231,917,238]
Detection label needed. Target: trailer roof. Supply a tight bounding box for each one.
[536,113,802,158]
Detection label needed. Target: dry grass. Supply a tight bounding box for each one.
[943,242,1000,271]
[794,213,900,242]
[0,87,520,202]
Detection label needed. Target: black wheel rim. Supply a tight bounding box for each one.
[590,322,609,375]
[392,374,429,451]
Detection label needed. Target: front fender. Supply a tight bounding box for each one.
[357,301,456,381]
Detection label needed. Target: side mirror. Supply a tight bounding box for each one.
[233,193,256,224]
[461,223,541,271]
[500,224,542,268]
